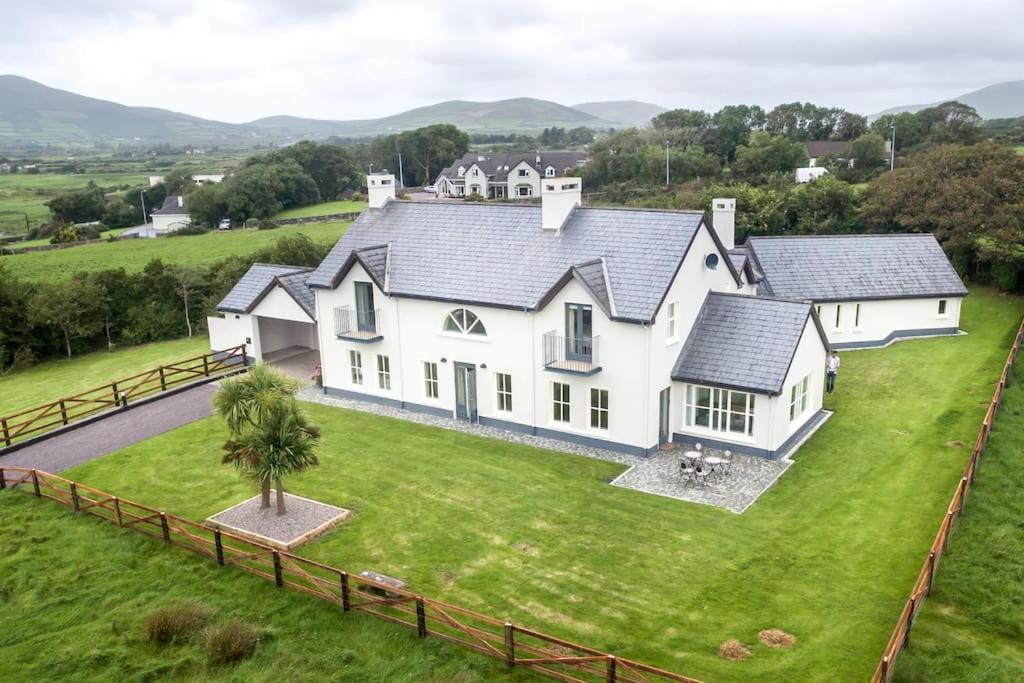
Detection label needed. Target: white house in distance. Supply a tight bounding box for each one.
[435,151,587,199]
[148,174,226,187]
[150,195,191,233]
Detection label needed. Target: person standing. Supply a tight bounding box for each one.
[826,350,841,394]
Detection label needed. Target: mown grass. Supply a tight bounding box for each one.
[0,221,350,282]
[893,361,1024,683]
[25,288,1016,682]
[272,200,365,220]
[0,336,210,415]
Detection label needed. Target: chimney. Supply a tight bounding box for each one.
[367,171,396,209]
[542,177,582,233]
[177,195,184,208]
[712,198,736,249]
[535,150,541,165]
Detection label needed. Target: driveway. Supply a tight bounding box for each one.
[0,383,218,473]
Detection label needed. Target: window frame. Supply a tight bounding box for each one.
[684,384,756,437]
[589,388,609,430]
[834,304,842,330]
[937,299,948,317]
[377,354,391,390]
[666,301,679,341]
[349,350,363,385]
[854,303,861,330]
[552,382,570,423]
[789,374,810,422]
[424,361,439,399]
[442,308,487,336]
[496,373,513,412]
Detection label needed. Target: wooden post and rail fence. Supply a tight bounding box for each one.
[0,466,703,683]
[0,345,248,450]
[870,314,1024,683]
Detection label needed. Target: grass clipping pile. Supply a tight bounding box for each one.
[717,640,752,661]
[718,629,796,662]
[758,628,797,648]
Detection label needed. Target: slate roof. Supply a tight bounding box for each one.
[804,140,851,158]
[151,195,187,215]
[571,259,613,317]
[436,151,587,184]
[746,234,967,302]
[672,292,824,395]
[217,263,314,318]
[308,201,739,323]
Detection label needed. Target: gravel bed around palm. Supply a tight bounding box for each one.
[206,491,351,549]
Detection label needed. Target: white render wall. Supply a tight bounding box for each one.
[815,296,962,348]
[767,317,827,451]
[207,313,258,358]
[152,213,190,233]
[507,161,540,197]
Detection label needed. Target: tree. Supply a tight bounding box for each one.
[790,176,858,233]
[394,124,471,187]
[47,181,106,224]
[215,365,320,514]
[833,112,868,140]
[734,132,807,177]
[161,168,195,195]
[28,278,104,358]
[871,112,925,150]
[710,104,766,162]
[915,101,983,145]
[169,265,204,337]
[256,141,360,200]
[652,109,711,131]
[567,127,595,145]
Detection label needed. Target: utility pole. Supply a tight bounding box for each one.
[397,153,404,189]
[889,124,897,172]
[140,190,147,226]
[665,141,670,186]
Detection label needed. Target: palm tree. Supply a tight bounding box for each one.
[214,365,303,509]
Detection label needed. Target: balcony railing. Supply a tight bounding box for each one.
[334,306,383,342]
[542,331,601,375]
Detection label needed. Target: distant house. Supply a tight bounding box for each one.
[435,151,587,199]
[148,174,225,187]
[794,167,829,184]
[804,141,853,168]
[150,195,191,233]
[0,162,10,174]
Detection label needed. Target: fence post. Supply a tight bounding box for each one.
[120,391,128,407]
[902,596,915,650]
[242,348,249,367]
[606,655,617,683]
[214,530,225,566]
[113,497,122,526]
[926,551,936,595]
[160,513,170,544]
[416,597,427,638]
[1,417,9,447]
[158,367,167,392]
[880,655,889,682]
[70,482,80,512]
[59,399,68,425]
[273,552,283,587]
[942,511,954,554]
[340,571,351,611]
[31,469,40,497]
[111,382,119,407]
[504,623,515,670]
[203,356,210,377]
[957,476,968,516]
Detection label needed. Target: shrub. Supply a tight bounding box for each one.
[166,223,211,237]
[146,603,212,645]
[204,620,261,665]
[464,192,484,202]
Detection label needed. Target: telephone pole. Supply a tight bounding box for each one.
[889,124,896,172]
[665,141,670,186]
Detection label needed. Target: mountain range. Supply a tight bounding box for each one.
[0,75,658,149]
[871,81,1024,120]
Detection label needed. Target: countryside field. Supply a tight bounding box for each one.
[0,171,148,231]
[272,199,365,219]
[0,289,1019,681]
[0,221,351,281]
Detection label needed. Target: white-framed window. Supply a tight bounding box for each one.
[457,166,465,176]
[938,299,948,317]
[789,374,810,422]
[349,350,363,385]
[834,305,842,330]
[854,303,861,329]
[471,168,479,177]
[552,382,570,423]
[667,301,679,340]
[545,167,555,177]
[518,168,529,177]
[590,388,609,430]
[496,373,512,412]
[442,308,487,336]
[684,384,755,437]
[424,362,438,399]
[377,354,391,390]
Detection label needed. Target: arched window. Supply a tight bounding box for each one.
[443,308,487,336]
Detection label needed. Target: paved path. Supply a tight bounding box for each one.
[0,384,218,473]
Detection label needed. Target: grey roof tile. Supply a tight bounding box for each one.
[217,263,312,315]
[277,271,317,319]
[151,195,187,215]
[572,259,611,316]
[308,201,716,322]
[746,234,967,302]
[672,292,820,395]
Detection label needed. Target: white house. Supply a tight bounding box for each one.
[734,235,967,349]
[210,175,837,459]
[148,174,225,187]
[150,195,191,233]
[435,151,587,199]
[794,167,829,184]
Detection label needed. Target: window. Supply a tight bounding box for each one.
[938,299,948,316]
[545,167,555,177]
[496,373,512,412]
[424,362,438,399]
[552,382,570,422]
[854,303,861,329]
[517,185,532,196]
[834,305,842,330]
[590,388,609,430]
[518,168,529,177]
[377,354,391,390]
[667,301,679,340]
[471,168,479,177]
[789,375,810,421]
[442,308,487,335]
[349,350,363,385]
[355,281,375,332]
[457,166,465,176]
[684,385,755,436]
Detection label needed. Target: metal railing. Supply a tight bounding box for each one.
[333,306,382,341]
[542,331,600,373]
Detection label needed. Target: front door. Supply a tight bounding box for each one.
[565,303,593,361]
[659,387,671,446]
[454,362,478,421]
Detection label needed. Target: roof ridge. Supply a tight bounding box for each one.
[747,233,935,240]
[708,290,811,306]
[250,262,311,271]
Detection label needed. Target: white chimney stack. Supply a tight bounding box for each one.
[542,177,582,233]
[367,172,396,209]
[712,198,736,249]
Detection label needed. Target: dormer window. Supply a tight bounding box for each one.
[457,166,465,177]
[545,166,555,177]
[443,308,487,336]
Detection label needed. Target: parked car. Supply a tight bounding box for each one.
[218,218,231,231]
[423,185,437,194]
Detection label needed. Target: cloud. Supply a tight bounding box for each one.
[1,0,1022,122]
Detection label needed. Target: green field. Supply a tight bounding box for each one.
[893,361,1024,683]
[0,171,149,233]
[272,200,365,220]
[0,336,210,416]
[0,289,1010,681]
[0,221,350,282]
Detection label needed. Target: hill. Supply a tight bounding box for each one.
[571,100,666,126]
[872,80,1024,120]
[0,75,250,147]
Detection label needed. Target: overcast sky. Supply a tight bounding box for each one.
[2,0,1022,123]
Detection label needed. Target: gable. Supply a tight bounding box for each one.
[252,283,315,323]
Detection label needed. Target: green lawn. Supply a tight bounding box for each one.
[893,362,1024,683]
[2,289,1021,682]
[0,336,210,416]
[0,171,149,233]
[272,200,365,220]
[0,221,350,282]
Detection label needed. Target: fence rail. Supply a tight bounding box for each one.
[0,467,702,683]
[871,315,1024,683]
[0,345,248,449]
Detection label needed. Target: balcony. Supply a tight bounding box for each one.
[334,306,383,343]
[542,331,601,375]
